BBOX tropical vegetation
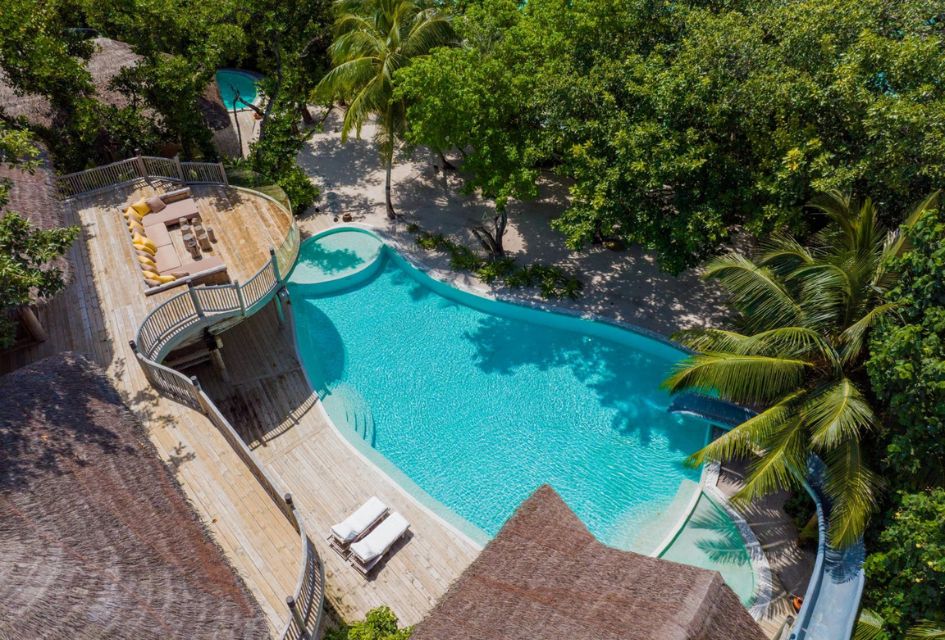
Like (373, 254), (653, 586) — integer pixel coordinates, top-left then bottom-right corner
(314, 0), (455, 218)
(663, 191), (939, 547)
(325, 606), (412, 640)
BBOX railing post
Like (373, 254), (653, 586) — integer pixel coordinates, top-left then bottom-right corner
(134, 151), (146, 179)
(174, 154), (184, 181)
(188, 280), (205, 320)
(234, 280), (246, 314)
(270, 247), (282, 283)
(287, 596), (305, 633)
(219, 162), (229, 186)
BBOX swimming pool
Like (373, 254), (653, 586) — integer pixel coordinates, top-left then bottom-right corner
(287, 228), (755, 603)
(215, 69), (260, 111)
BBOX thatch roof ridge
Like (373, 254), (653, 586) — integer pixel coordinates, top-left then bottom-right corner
(412, 484), (765, 640)
(0, 353), (269, 639)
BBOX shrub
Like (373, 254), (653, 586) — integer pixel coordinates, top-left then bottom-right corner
(324, 606), (412, 640)
(276, 165), (320, 215)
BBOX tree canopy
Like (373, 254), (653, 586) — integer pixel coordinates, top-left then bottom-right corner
(399, 0), (945, 272)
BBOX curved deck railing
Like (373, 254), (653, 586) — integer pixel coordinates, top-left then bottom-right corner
(61, 157), (322, 639)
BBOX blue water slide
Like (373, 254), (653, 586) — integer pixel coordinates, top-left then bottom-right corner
(668, 393), (865, 640)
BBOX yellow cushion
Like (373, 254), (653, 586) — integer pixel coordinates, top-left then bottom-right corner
(132, 233), (157, 253)
(133, 241), (156, 256)
(130, 199), (151, 215)
(124, 207), (137, 219)
(128, 221), (145, 234)
(136, 254), (156, 267)
(142, 271), (176, 284)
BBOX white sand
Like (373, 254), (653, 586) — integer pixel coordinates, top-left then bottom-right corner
(296, 110), (731, 336)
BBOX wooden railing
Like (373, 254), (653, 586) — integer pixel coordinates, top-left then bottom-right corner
(57, 154), (228, 198)
(97, 157), (321, 637)
(131, 352), (326, 639)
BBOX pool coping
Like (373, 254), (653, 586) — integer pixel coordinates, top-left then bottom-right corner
(216, 68), (264, 112)
(286, 223), (774, 618)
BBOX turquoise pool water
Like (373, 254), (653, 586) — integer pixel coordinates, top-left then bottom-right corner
(288, 229), (755, 604)
(215, 69), (259, 111)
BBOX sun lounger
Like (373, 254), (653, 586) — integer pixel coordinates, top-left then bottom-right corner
(349, 511), (409, 575)
(328, 497), (389, 557)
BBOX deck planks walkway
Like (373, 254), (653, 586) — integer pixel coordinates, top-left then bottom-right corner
(192, 303), (481, 625)
(1, 181), (301, 637)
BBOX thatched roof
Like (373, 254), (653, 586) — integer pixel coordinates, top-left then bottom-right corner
(412, 485), (765, 640)
(0, 354), (269, 639)
(0, 146), (72, 284)
(0, 37), (142, 129)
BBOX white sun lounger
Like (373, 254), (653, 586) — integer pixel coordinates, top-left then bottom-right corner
(327, 496), (389, 557)
(349, 511), (410, 575)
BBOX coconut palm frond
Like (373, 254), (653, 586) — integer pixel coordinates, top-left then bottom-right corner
(704, 253), (804, 331)
(907, 621), (945, 639)
(759, 234), (816, 274)
(884, 190), (941, 261)
(734, 417), (807, 503)
(674, 328), (753, 354)
(809, 190), (857, 248)
(839, 302), (899, 365)
(747, 326), (837, 362)
(664, 352), (812, 405)
(853, 609), (886, 640)
(689, 392), (803, 467)
(402, 14), (455, 57)
(823, 440), (878, 548)
(804, 378), (875, 450)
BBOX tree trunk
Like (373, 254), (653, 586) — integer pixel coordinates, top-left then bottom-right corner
(300, 104), (315, 126)
(471, 210), (507, 258)
(385, 157), (396, 219)
(437, 149), (456, 171)
(259, 44), (283, 143)
(18, 305), (47, 343)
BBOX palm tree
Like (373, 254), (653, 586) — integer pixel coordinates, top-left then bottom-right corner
(663, 190), (940, 547)
(315, 0), (455, 219)
(855, 608), (945, 639)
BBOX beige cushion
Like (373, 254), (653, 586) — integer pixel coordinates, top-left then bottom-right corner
(161, 187), (192, 203)
(144, 278), (162, 288)
(148, 199), (199, 226)
(176, 255), (224, 276)
(144, 223), (172, 247)
(154, 245), (182, 274)
(146, 195), (167, 213)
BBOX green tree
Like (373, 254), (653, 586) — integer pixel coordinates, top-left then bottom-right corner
(662, 191), (940, 547)
(867, 208), (945, 487)
(325, 606), (412, 640)
(859, 489), (945, 639)
(0, 127), (79, 347)
(315, 0), (455, 219)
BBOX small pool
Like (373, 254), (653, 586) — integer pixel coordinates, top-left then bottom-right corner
(288, 228), (756, 604)
(215, 69), (260, 111)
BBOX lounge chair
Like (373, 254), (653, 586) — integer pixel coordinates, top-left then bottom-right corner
(328, 496), (389, 557)
(349, 511), (410, 575)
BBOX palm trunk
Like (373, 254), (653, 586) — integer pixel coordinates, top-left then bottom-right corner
(385, 155), (395, 219)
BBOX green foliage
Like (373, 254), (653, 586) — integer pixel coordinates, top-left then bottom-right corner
(412, 228), (581, 299)
(0, 212), (79, 348)
(862, 489), (945, 639)
(665, 191), (939, 547)
(315, 0), (456, 217)
(867, 208), (945, 487)
(247, 107), (319, 215)
(324, 606), (412, 640)
(504, 263), (583, 300)
(400, 0), (945, 272)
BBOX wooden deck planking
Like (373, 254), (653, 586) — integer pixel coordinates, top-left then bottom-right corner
(2, 181), (302, 637)
(191, 303), (481, 625)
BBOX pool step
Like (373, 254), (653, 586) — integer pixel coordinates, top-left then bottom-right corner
(323, 383), (376, 446)
(626, 479), (702, 555)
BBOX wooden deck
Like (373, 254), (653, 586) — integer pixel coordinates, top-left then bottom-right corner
(191, 303), (482, 625)
(0, 181), (300, 637)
